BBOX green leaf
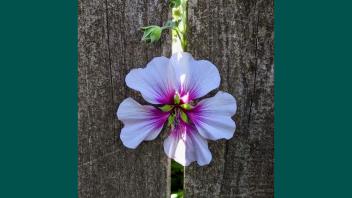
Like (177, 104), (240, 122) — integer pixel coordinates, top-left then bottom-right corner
(180, 103), (192, 110)
(171, 190), (184, 198)
(168, 114), (175, 126)
(180, 111), (188, 123)
(159, 105), (174, 112)
(169, 0), (181, 8)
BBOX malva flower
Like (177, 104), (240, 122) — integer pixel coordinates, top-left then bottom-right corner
(117, 52), (237, 166)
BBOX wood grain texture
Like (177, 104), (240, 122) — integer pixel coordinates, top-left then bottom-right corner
(185, 0), (274, 197)
(78, 0), (171, 197)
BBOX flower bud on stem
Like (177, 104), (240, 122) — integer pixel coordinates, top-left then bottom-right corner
(140, 0), (188, 52)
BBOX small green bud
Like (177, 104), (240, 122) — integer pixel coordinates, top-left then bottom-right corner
(141, 25), (162, 43)
(180, 111), (189, 123)
(180, 103), (192, 110)
(159, 105), (174, 112)
(174, 94), (180, 104)
(173, 9), (182, 18)
(168, 114), (175, 126)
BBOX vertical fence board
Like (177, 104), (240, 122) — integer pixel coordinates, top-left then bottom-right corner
(78, 0), (171, 197)
(185, 0), (274, 197)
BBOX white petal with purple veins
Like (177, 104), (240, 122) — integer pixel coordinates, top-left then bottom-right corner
(117, 98), (169, 149)
(163, 123), (212, 166)
(188, 91), (237, 141)
(169, 52), (220, 102)
(125, 56), (177, 104)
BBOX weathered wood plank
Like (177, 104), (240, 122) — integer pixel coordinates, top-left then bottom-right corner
(185, 0), (274, 197)
(78, 0), (171, 197)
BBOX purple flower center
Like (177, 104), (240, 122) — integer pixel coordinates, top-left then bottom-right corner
(159, 92), (195, 131)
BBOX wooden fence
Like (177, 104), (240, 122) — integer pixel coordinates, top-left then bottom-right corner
(78, 0), (273, 197)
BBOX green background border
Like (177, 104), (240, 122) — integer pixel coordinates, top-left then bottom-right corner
(275, 0), (352, 197)
(0, 0), (77, 197)
(0, 0), (351, 197)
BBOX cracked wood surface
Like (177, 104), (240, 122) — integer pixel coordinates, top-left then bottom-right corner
(78, 0), (171, 197)
(184, 0), (274, 197)
(79, 0), (273, 197)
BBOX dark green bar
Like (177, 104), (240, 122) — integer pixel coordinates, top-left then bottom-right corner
(0, 0), (77, 197)
(276, 0), (352, 197)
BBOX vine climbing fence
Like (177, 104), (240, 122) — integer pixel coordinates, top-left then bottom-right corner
(78, 0), (274, 197)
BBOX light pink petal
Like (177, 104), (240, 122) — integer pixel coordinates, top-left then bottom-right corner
(163, 123), (212, 166)
(125, 56), (177, 104)
(188, 91), (237, 141)
(117, 98), (169, 148)
(169, 52), (220, 102)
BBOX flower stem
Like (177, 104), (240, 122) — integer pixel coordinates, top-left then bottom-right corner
(172, 0), (188, 53)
